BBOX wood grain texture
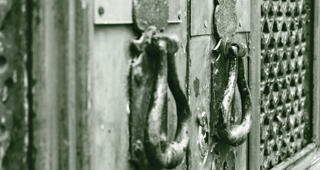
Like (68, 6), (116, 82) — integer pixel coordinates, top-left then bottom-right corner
(235, 0), (250, 32)
(313, 0), (320, 145)
(271, 143), (316, 170)
(248, 0), (261, 170)
(191, 0), (214, 36)
(91, 26), (132, 170)
(189, 36), (214, 170)
(32, 0), (92, 170)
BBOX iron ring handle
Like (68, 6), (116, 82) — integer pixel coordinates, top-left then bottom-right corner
(216, 41), (252, 146)
(143, 29), (191, 169)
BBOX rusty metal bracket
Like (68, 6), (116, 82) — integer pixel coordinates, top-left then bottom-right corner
(213, 39), (252, 146)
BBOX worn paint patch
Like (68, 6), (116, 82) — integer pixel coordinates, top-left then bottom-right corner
(193, 77), (200, 98)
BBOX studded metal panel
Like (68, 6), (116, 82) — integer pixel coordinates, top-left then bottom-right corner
(260, 0), (312, 169)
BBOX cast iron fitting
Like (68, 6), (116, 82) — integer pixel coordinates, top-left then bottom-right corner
(217, 42), (252, 146)
(144, 32), (191, 169)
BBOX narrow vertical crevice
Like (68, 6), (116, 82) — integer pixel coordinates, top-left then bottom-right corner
(186, 0), (191, 169)
(26, 0), (34, 169)
(309, 0), (314, 144)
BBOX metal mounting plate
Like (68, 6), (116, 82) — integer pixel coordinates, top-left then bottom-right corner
(94, 0), (182, 25)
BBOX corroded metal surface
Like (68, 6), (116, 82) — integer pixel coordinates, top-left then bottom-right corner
(133, 0), (169, 32)
(260, 0), (312, 169)
(129, 27), (190, 169)
(215, 41), (252, 146)
(214, 0), (237, 38)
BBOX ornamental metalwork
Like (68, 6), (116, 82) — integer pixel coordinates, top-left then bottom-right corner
(260, 0), (312, 169)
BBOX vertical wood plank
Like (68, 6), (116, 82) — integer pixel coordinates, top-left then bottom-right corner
(32, 0), (46, 168)
(68, 0), (76, 169)
(75, 1), (92, 170)
(32, 0), (92, 170)
(90, 26), (132, 170)
(189, 36), (214, 170)
(33, 1), (69, 169)
(191, 0), (214, 36)
(249, 0), (261, 170)
(313, 0), (320, 145)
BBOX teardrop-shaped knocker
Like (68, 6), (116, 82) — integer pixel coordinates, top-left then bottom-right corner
(214, 39), (252, 146)
(131, 26), (191, 169)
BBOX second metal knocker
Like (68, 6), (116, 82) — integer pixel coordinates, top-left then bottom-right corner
(131, 27), (191, 169)
(214, 39), (253, 146)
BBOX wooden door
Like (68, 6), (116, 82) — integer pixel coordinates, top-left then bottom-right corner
(2, 0), (320, 170)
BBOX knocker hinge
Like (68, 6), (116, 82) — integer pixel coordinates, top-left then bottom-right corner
(213, 39), (248, 60)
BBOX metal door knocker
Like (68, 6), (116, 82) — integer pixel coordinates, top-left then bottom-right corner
(129, 0), (191, 169)
(213, 39), (252, 146)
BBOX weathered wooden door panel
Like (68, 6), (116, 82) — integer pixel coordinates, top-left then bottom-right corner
(188, 0), (254, 169)
(189, 36), (214, 170)
(19, 0), (320, 170)
(92, 1), (189, 170)
(32, 1), (91, 170)
(91, 26), (133, 170)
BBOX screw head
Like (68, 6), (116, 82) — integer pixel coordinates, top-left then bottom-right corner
(98, 7), (104, 15)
